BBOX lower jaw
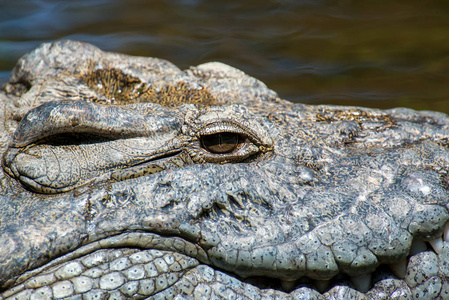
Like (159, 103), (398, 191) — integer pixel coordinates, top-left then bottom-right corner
(2, 231), (448, 299)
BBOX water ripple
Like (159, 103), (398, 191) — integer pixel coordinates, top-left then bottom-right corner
(1, 0), (449, 113)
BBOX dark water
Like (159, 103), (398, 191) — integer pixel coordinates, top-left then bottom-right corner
(1, 0), (449, 113)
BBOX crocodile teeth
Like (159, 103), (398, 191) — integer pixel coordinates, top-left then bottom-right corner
(444, 222), (449, 241)
(388, 258), (408, 279)
(409, 237), (427, 256)
(314, 279), (331, 293)
(280, 279), (297, 292)
(350, 274), (372, 293)
(428, 236), (444, 254)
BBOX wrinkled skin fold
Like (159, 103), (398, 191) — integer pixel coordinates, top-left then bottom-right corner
(1, 40), (449, 299)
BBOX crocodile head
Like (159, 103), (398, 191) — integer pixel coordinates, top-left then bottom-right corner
(1, 40), (449, 299)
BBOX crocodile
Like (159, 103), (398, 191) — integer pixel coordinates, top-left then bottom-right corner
(1, 40), (449, 299)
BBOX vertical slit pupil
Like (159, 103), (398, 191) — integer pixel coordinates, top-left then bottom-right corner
(201, 132), (240, 154)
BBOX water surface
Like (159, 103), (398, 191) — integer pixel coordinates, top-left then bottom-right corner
(1, 0), (449, 113)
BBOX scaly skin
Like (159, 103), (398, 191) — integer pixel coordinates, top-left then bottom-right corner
(1, 40), (449, 299)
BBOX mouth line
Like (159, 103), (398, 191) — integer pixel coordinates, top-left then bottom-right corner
(3, 224), (448, 297)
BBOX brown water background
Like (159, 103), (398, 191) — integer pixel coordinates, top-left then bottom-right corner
(1, 0), (449, 113)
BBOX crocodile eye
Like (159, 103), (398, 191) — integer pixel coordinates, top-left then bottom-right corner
(201, 132), (241, 154)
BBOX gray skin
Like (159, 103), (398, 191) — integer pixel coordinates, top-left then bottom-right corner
(1, 40), (449, 299)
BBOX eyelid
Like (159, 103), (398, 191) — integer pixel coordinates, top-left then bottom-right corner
(197, 121), (263, 146)
(11, 100), (183, 148)
(198, 122), (247, 135)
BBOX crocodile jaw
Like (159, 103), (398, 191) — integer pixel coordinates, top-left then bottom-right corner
(2, 231), (449, 299)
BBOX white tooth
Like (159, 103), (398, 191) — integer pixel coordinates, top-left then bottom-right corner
(351, 274), (371, 293)
(314, 279), (330, 293)
(429, 237), (444, 254)
(388, 258), (407, 279)
(280, 279), (296, 292)
(410, 237), (427, 256)
(444, 222), (449, 242)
